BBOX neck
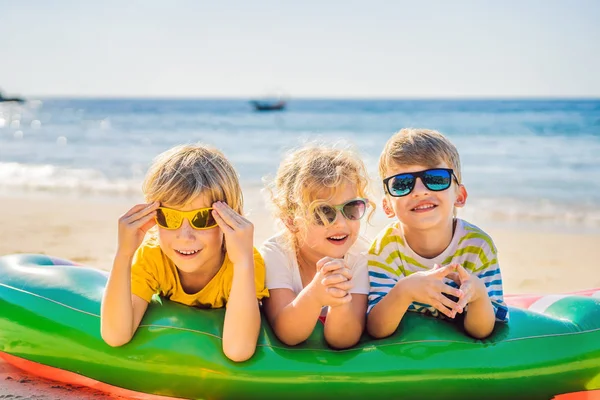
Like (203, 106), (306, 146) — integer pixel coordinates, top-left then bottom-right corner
(178, 251), (225, 294)
(402, 219), (456, 259)
(297, 248), (320, 272)
(296, 246), (322, 288)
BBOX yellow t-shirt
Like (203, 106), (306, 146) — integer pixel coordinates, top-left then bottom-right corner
(130, 238), (269, 308)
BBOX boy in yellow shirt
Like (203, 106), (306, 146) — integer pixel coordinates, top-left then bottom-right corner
(100, 144), (268, 362)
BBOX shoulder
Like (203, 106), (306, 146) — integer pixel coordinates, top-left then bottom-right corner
(455, 219), (497, 255)
(252, 247), (265, 269)
(367, 222), (404, 256)
(260, 231), (290, 257)
(259, 232), (295, 271)
(344, 234), (370, 270)
(133, 234), (164, 265)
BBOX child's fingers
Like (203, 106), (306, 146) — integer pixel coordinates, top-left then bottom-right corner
(436, 293), (460, 314)
(129, 203), (159, 223)
(316, 257), (335, 270)
(213, 202), (247, 228)
(326, 287), (350, 299)
(430, 300), (456, 318)
(445, 272), (461, 285)
(456, 264), (471, 280)
(329, 293), (353, 307)
(122, 202), (158, 221)
(440, 283), (463, 299)
(129, 210), (157, 229)
(139, 216), (157, 233)
(456, 295), (470, 311)
(211, 209), (233, 233)
(432, 263), (458, 278)
(328, 280), (353, 292)
(320, 260), (346, 274)
(321, 273), (349, 287)
(322, 266), (353, 282)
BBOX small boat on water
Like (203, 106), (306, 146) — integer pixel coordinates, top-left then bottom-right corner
(0, 90), (25, 103)
(250, 99), (286, 111)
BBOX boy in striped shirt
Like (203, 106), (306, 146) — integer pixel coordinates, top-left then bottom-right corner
(367, 128), (508, 340)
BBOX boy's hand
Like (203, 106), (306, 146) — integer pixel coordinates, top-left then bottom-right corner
(117, 202), (159, 256)
(400, 264), (464, 318)
(447, 264), (488, 313)
(306, 257), (352, 308)
(212, 201), (254, 268)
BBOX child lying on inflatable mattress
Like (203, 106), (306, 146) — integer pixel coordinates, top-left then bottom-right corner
(367, 128), (509, 340)
(100, 144), (268, 362)
(260, 143), (375, 349)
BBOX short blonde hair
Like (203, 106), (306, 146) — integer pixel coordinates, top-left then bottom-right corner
(266, 143), (374, 241)
(379, 128), (462, 183)
(143, 144), (243, 213)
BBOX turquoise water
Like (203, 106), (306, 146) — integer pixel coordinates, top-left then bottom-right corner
(1, 98), (599, 231)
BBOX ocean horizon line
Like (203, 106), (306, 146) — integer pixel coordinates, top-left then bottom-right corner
(12, 95), (600, 102)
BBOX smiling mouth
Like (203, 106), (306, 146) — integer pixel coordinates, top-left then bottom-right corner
(176, 249), (200, 255)
(328, 234), (348, 241)
(411, 204), (437, 212)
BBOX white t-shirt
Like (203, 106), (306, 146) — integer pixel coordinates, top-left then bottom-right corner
(260, 232), (370, 295)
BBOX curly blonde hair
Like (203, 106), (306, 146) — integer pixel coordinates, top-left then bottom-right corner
(266, 142), (374, 243)
(143, 143), (243, 213)
(379, 128), (462, 183)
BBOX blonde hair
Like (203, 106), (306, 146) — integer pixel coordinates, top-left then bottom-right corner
(143, 143), (243, 213)
(267, 143), (374, 242)
(379, 128), (462, 183)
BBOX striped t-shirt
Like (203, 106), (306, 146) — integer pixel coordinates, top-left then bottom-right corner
(367, 219), (509, 322)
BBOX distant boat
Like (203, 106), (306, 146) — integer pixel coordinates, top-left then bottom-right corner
(0, 90), (24, 103)
(250, 99), (286, 112)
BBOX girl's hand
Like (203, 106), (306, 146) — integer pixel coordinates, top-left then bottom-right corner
(306, 257), (353, 308)
(212, 202), (254, 268)
(117, 202), (159, 256)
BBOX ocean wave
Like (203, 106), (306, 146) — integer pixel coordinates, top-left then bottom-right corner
(0, 162), (141, 195)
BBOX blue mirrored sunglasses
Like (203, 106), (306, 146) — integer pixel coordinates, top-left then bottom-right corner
(383, 168), (459, 197)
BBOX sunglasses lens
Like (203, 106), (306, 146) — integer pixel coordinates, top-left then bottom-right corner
(191, 209), (217, 229)
(342, 199), (367, 220)
(388, 175), (415, 197)
(156, 208), (182, 229)
(423, 169), (452, 191)
(314, 205), (337, 225)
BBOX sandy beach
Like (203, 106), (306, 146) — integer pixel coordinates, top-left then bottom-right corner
(1, 190), (599, 398)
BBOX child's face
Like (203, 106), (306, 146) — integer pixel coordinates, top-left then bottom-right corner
(382, 162), (467, 232)
(157, 194), (224, 274)
(297, 183), (363, 260)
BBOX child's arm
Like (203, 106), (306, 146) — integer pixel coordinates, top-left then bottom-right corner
(212, 202), (261, 362)
(320, 258), (366, 349)
(101, 202), (158, 347)
(452, 254), (508, 339)
(324, 294), (367, 349)
(367, 265), (463, 339)
(262, 262), (352, 346)
(451, 264), (495, 338)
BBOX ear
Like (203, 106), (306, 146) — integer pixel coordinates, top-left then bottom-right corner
(454, 185), (468, 208)
(283, 216), (299, 233)
(382, 197), (396, 218)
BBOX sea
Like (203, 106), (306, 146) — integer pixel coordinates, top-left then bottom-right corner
(1, 98), (599, 233)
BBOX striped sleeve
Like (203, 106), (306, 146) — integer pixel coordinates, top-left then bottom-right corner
(476, 245), (509, 323)
(367, 228), (402, 314)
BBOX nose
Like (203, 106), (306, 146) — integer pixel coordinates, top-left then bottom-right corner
(411, 177), (430, 196)
(176, 218), (196, 239)
(332, 209), (350, 227)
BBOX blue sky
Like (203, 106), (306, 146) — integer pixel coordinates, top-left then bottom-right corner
(1, 0), (599, 98)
